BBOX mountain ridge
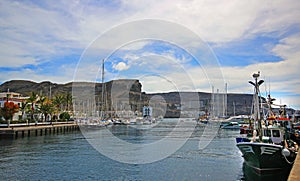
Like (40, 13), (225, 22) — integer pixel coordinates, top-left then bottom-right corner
(0, 79), (268, 116)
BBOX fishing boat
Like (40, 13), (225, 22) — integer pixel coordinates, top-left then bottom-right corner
(220, 115), (250, 130)
(236, 71), (298, 173)
(220, 121), (240, 129)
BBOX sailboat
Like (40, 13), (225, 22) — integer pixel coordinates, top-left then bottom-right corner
(236, 71), (298, 173)
(80, 59), (111, 128)
(98, 58), (113, 127)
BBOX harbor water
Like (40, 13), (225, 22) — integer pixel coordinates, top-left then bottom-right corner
(0, 119), (290, 180)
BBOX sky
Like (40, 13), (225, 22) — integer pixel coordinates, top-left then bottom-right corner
(0, 0), (300, 109)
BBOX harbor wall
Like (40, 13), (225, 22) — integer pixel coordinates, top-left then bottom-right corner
(288, 152), (300, 181)
(0, 123), (79, 139)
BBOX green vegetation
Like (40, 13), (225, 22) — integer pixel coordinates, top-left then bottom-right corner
(0, 92), (73, 124)
(59, 112), (70, 121)
(0, 102), (19, 126)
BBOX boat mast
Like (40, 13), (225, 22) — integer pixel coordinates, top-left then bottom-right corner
(224, 83), (227, 117)
(211, 85), (215, 118)
(101, 58), (106, 119)
(249, 71), (264, 142)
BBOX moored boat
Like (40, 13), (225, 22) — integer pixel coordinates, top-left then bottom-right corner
(220, 121), (240, 129)
(236, 71), (298, 173)
(236, 125), (297, 173)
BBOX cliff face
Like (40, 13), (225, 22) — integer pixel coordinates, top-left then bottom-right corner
(0, 79), (254, 117)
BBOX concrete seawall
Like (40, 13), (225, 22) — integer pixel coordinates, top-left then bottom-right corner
(0, 123), (79, 139)
(288, 152), (300, 181)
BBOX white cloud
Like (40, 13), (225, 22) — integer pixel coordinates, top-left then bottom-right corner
(0, 64), (77, 84)
(1, 0), (300, 109)
(2, 0), (298, 68)
(119, 40), (149, 51)
(1, 0), (299, 68)
(113, 62), (130, 71)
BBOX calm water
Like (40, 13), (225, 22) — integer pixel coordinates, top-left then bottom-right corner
(0, 119), (290, 181)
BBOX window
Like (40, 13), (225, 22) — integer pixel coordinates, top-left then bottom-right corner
(264, 130), (271, 137)
(272, 130), (280, 137)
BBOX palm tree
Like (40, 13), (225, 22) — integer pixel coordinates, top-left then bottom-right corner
(27, 92), (39, 122)
(19, 101), (29, 121)
(64, 92), (73, 112)
(39, 96), (54, 122)
(52, 94), (64, 121)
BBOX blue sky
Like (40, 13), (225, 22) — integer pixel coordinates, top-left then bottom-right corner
(211, 35), (283, 66)
(0, 0), (300, 109)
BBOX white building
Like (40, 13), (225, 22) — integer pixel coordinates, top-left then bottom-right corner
(0, 91), (28, 120)
(143, 106), (152, 117)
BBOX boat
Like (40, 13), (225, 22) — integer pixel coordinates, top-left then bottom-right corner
(220, 121), (240, 129)
(79, 59), (112, 129)
(220, 115), (250, 130)
(112, 119), (130, 125)
(236, 71), (298, 173)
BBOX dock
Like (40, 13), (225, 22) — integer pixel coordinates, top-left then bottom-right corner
(0, 122), (79, 139)
(288, 152), (300, 180)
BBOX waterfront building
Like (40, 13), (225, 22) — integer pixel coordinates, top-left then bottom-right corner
(0, 91), (29, 120)
(143, 106), (152, 117)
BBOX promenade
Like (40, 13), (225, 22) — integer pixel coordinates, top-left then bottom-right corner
(288, 152), (300, 180)
(0, 122), (79, 139)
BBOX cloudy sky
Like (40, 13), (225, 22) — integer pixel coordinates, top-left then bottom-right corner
(0, 0), (300, 109)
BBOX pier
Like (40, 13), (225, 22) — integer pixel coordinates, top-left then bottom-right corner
(0, 122), (79, 139)
(288, 153), (300, 180)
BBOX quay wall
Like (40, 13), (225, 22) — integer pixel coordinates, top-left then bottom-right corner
(288, 152), (300, 181)
(0, 123), (79, 139)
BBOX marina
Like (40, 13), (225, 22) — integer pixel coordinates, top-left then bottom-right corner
(0, 0), (299, 180)
(0, 72), (299, 180)
(0, 121), (249, 180)
(0, 120), (299, 180)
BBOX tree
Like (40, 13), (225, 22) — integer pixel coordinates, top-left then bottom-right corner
(52, 94), (64, 120)
(39, 96), (54, 122)
(19, 101), (29, 121)
(0, 102), (19, 127)
(59, 112), (70, 121)
(64, 92), (73, 112)
(52, 94), (64, 111)
(27, 92), (39, 122)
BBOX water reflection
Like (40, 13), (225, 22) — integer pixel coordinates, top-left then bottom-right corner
(241, 162), (290, 181)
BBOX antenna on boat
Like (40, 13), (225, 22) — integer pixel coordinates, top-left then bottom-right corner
(249, 71), (264, 142)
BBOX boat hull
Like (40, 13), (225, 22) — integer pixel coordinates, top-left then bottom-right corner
(236, 142), (295, 173)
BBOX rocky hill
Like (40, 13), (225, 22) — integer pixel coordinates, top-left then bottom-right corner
(0, 79), (257, 117)
(0, 80), (72, 97)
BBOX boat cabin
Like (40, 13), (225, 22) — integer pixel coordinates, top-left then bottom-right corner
(262, 126), (284, 144)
